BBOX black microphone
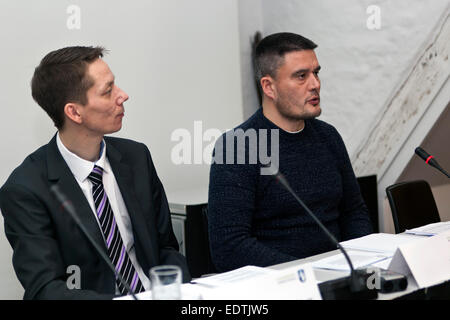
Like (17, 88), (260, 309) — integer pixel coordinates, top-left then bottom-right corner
(266, 167), (377, 299)
(415, 147), (450, 178)
(50, 184), (139, 300)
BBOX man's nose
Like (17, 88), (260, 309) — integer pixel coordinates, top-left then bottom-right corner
(308, 74), (320, 91)
(116, 87), (129, 105)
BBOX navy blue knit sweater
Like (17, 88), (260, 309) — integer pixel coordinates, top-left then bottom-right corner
(208, 109), (373, 272)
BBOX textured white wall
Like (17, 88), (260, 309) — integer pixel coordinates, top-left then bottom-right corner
(239, 0), (449, 159)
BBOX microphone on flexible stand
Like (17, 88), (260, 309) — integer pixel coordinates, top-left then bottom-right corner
(265, 166), (377, 299)
(415, 147), (450, 178)
(50, 184), (139, 300)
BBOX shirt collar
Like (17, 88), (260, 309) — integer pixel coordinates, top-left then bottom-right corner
(56, 132), (108, 184)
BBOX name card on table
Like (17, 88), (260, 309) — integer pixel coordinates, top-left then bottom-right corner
(388, 229), (450, 289)
(269, 263), (322, 300)
(200, 264), (322, 300)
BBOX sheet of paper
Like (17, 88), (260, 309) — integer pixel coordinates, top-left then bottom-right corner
(370, 257), (392, 270)
(312, 250), (390, 272)
(340, 233), (422, 256)
(114, 283), (204, 300)
(201, 264), (322, 300)
(405, 221), (450, 236)
(114, 291), (151, 300)
(273, 264), (322, 300)
(191, 265), (276, 288)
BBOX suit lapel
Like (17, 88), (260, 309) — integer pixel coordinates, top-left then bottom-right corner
(106, 140), (153, 268)
(46, 135), (107, 254)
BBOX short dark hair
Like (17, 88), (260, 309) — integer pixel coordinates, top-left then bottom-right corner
(31, 46), (105, 129)
(254, 32), (317, 85)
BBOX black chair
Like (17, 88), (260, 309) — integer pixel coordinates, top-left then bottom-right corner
(386, 180), (441, 234)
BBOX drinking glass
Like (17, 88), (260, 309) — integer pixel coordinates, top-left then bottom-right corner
(149, 265), (182, 300)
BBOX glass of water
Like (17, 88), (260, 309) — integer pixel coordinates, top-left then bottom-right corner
(150, 265), (182, 300)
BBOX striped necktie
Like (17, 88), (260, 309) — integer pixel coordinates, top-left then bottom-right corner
(88, 165), (144, 295)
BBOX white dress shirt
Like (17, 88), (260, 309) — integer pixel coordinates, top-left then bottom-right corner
(56, 133), (150, 292)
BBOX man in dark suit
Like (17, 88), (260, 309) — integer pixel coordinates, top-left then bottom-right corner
(0, 46), (190, 299)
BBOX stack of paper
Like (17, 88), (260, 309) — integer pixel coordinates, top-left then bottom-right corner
(339, 233), (421, 256)
(405, 221), (450, 236)
(192, 266), (276, 288)
(192, 265), (322, 300)
(113, 284), (205, 300)
(312, 250), (390, 272)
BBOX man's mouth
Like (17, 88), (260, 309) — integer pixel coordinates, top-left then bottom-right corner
(117, 107), (125, 117)
(307, 96), (320, 105)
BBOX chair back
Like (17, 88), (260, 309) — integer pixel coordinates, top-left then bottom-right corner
(386, 180), (440, 233)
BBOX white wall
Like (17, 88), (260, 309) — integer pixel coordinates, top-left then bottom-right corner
(0, 0), (243, 299)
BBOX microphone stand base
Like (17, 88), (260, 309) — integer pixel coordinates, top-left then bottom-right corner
(319, 271), (378, 300)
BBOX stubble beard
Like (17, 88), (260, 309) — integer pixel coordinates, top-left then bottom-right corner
(275, 98), (322, 122)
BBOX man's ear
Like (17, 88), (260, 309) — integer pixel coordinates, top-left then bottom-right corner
(64, 103), (83, 125)
(260, 76), (276, 100)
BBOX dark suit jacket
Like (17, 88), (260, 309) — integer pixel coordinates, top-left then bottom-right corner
(0, 135), (191, 299)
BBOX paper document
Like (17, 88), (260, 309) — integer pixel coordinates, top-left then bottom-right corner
(340, 233), (421, 256)
(191, 266), (276, 288)
(405, 221), (450, 236)
(370, 257), (392, 270)
(312, 250), (390, 272)
(199, 264), (321, 300)
(114, 283), (204, 300)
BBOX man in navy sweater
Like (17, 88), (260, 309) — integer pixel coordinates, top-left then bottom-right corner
(208, 32), (373, 272)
